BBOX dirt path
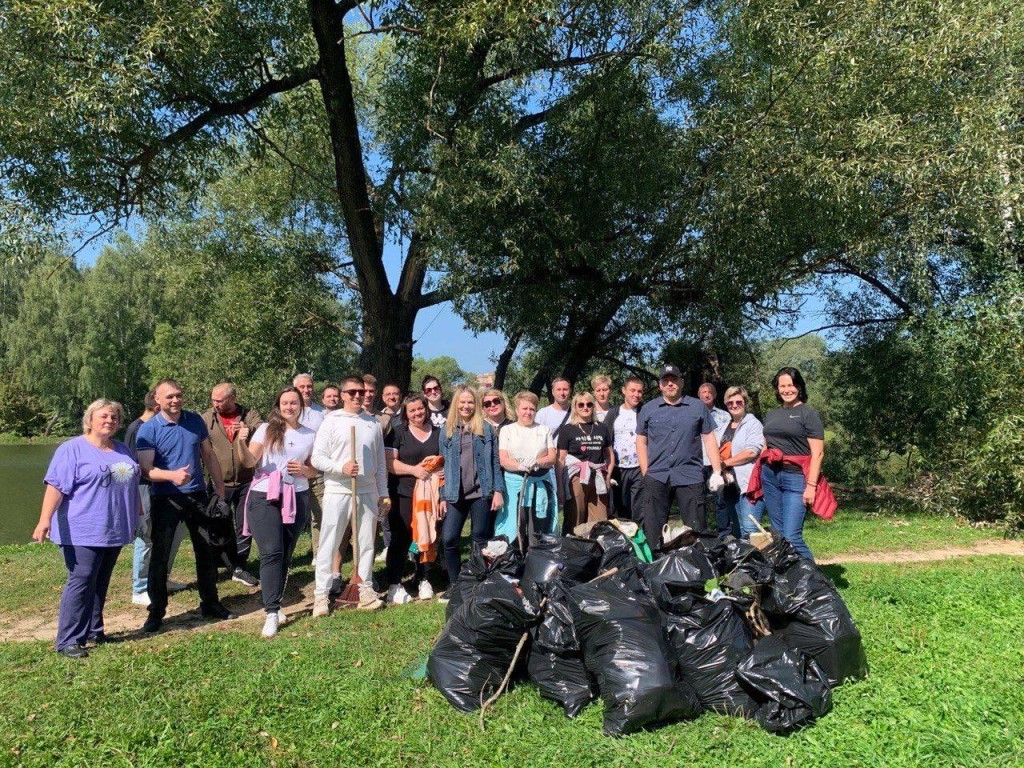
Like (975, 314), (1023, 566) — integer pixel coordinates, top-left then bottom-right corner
(3, 540), (1022, 644)
(817, 539), (1024, 565)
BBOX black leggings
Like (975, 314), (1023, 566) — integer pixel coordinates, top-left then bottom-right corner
(247, 489), (310, 613)
(386, 494), (428, 587)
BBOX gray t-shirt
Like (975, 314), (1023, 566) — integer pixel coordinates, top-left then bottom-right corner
(457, 424), (480, 500)
(763, 405), (824, 466)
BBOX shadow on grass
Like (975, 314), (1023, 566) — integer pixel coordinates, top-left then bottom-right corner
(820, 563), (849, 588)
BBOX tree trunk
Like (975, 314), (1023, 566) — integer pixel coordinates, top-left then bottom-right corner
(309, 0), (423, 390)
(493, 331), (521, 391)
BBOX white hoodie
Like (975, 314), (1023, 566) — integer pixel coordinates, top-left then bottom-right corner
(311, 409), (387, 497)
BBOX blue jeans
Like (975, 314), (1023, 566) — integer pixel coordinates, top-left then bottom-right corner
(441, 495), (493, 582)
(720, 485), (766, 540)
(735, 491), (767, 540)
(760, 464), (813, 561)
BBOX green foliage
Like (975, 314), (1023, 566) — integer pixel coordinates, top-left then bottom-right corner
(410, 356), (472, 394)
(0, 380), (49, 437)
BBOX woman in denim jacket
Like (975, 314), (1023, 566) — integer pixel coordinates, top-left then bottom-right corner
(438, 385), (506, 581)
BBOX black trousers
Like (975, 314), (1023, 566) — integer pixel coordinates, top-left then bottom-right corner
(148, 491), (220, 619)
(612, 466), (644, 521)
(385, 494), (428, 587)
(638, 476), (706, 550)
(217, 482), (250, 569)
(247, 489), (310, 613)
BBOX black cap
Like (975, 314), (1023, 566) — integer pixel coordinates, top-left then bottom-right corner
(659, 365), (682, 379)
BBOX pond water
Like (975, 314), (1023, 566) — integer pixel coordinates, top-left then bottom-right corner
(0, 444), (59, 545)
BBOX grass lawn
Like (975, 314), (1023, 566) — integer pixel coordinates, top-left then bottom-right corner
(1, 495), (1021, 767)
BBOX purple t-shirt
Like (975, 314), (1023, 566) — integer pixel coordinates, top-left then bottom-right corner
(43, 436), (140, 547)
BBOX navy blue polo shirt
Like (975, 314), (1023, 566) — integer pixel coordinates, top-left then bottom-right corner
(135, 410), (209, 495)
(636, 395), (714, 486)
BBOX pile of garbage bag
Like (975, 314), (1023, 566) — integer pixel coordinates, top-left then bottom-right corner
(428, 524), (866, 736)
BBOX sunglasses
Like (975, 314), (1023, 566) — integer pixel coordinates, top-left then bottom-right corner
(576, 402), (594, 409)
(725, 399), (745, 407)
(343, 389), (365, 397)
(482, 398), (502, 407)
(423, 386), (441, 394)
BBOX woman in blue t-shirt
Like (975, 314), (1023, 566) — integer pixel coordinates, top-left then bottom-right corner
(33, 399), (141, 658)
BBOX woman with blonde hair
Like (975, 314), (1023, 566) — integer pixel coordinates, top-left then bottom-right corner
(591, 374), (612, 423)
(481, 388), (514, 434)
(438, 385), (505, 583)
(496, 391), (559, 547)
(557, 391), (614, 533)
(32, 399), (141, 658)
(714, 385), (765, 540)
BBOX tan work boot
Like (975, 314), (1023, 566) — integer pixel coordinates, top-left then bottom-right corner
(357, 584), (384, 610)
(312, 594), (330, 617)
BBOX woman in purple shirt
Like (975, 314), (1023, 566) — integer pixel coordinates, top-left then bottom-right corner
(32, 399), (141, 658)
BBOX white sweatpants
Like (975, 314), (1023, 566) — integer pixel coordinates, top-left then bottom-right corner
(315, 491), (378, 596)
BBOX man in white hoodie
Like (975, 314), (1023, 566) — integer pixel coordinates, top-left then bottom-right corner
(310, 375), (389, 615)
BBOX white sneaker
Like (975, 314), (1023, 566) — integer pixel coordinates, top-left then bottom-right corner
(131, 592), (151, 607)
(261, 613), (279, 638)
(312, 595), (330, 618)
(166, 579), (188, 593)
(418, 580), (435, 601)
(276, 611), (289, 627)
(387, 584), (413, 605)
(357, 584), (384, 610)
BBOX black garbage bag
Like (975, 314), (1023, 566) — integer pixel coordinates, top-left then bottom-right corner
(663, 597), (758, 716)
(718, 538), (774, 585)
(736, 634), (832, 733)
(428, 574), (538, 712)
(761, 540), (868, 687)
(521, 535), (603, 604)
(570, 574), (701, 736)
(445, 537), (523, 620)
(644, 547), (718, 616)
(527, 580), (596, 717)
(586, 521), (640, 572)
(195, 494), (237, 563)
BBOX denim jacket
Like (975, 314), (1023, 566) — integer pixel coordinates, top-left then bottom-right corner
(438, 422), (506, 502)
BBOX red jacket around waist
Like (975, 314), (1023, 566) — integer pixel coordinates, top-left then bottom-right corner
(745, 448), (838, 521)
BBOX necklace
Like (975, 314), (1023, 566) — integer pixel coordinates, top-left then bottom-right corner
(579, 422), (594, 436)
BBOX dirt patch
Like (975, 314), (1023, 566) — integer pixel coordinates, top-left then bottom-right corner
(0, 580), (318, 644)
(818, 539), (1024, 565)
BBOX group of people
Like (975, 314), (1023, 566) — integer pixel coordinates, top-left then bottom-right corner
(32, 364), (829, 659)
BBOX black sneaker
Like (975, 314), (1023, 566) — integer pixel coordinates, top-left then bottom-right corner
(436, 590), (451, 605)
(57, 644), (89, 659)
(142, 615), (163, 634)
(87, 633), (108, 645)
(232, 568), (260, 587)
(200, 602), (238, 621)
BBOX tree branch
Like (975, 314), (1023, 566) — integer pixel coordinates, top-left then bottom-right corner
(125, 63), (320, 172)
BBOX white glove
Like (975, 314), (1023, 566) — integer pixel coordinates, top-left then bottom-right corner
(707, 471), (725, 493)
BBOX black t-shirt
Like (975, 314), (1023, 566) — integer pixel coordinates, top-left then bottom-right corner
(763, 405), (824, 465)
(385, 423), (440, 497)
(557, 422), (611, 464)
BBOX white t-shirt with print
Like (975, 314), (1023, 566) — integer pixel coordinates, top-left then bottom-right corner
(613, 407), (640, 469)
(499, 422), (554, 467)
(250, 423), (317, 492)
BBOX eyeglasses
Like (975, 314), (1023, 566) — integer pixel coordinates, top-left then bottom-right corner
(343, 389), (365, 397)
(725, 399), (745, 407)
(423, 386), (441, 394)
(482, 398), (502, 407)
(576, 402), (594, 409)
